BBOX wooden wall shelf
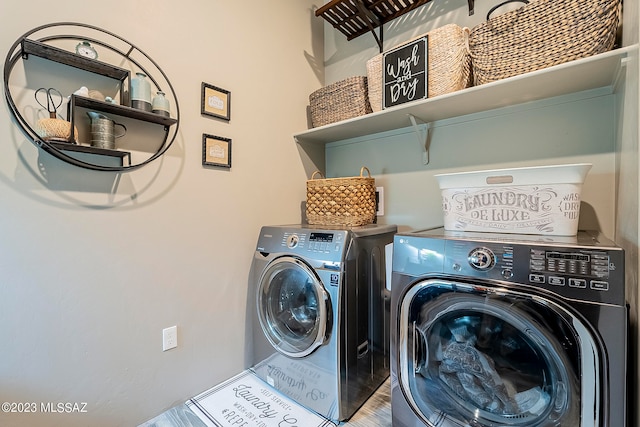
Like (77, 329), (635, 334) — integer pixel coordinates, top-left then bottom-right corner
(21, 39), (129, 81)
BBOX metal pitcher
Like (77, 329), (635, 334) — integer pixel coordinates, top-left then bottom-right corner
(87, 111), (126, 149)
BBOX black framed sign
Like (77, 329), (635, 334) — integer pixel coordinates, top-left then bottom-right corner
(201, 83), (231, 121)
(382, 36), (428, 109)
(202, 134), (232, 168)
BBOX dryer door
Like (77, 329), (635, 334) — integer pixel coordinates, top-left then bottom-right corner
(257, 256), (331, 358)
(398, 279), (599, 427)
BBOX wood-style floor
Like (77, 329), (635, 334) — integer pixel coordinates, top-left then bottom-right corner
(341, 378), (391, 426)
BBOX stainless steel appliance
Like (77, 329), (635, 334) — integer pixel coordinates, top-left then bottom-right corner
(390, 228), (626, 427)
(249, 223), (396, 422)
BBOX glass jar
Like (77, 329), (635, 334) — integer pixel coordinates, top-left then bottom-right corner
(130, 72), (152, 111)
(152, 91), (170, 117)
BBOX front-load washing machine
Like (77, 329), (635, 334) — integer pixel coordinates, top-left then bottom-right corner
(390, 228), (626, 427)
(249, 223), (396, 422)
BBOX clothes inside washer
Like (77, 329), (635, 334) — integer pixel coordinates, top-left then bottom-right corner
(420, 313), (551, 417)
(438, 341), (518, 413)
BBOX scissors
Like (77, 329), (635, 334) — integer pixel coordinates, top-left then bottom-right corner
(35, 87), (63, 119)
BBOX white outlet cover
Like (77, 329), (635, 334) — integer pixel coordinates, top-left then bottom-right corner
(162, 325), (178, 351)
(376, 186), (384, 216)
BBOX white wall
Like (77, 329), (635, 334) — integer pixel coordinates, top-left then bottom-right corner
(0, 2), (323, 426)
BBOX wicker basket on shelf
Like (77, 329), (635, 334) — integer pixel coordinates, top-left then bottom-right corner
(366, 23), (473, 112)
(306, 167), (376, 227)
(309, 76), (372, 128)
(468, 0), (621, 85)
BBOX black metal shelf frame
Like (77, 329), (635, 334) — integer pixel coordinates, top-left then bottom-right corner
(316, 0), (474, 52)
(3, 22), (181, 172)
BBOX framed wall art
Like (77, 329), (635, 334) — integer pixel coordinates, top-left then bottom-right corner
(202, 134), (232, 168)
(201, 83), (231, 121)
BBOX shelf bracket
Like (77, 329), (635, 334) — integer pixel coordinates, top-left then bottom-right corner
(354, 0), (384, 52)
(408, 114), (431, 165)
(612, 54), (631, 92)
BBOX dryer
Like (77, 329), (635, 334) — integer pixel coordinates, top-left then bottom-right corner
(250, 223), (396, 422)
(390, 228), (626, 427)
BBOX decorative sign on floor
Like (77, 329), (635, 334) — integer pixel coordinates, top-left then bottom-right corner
(186, 370), (337, 427)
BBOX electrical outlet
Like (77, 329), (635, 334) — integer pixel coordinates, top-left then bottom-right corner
(376, 186), (384, 216)
(162, 326), (178, 351)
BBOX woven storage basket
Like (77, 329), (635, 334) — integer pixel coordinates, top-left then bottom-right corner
(309, 76), (372, 128)
(469, 0), (620, 85)
(366, 24), (473, 112)
(306, 167), (376, 227)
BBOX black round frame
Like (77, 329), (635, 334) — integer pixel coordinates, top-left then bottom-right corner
(3, 22), (180, 172)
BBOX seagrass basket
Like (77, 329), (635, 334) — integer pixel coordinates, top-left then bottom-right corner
(366, 24), (473, 112)
(309, 76), (372, 127)
(306, 167), (376, 226)
(469, 0), (621, 85)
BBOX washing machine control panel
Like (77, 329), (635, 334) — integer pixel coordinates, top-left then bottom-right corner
(307, 232), (345, 253)
(278, 231), (347, 261)
(526, 248), (615, 290)
(443, 237), (624, 305)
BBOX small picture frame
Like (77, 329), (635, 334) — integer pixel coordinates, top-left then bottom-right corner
(201, 83), (231, 121)
(202, 134), (232, 168)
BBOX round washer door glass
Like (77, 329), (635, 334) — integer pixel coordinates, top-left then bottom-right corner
(257, 256), (330, 358)
(398, 279), (598, 427)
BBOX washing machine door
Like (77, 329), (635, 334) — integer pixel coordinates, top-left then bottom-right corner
(398, 279), (599, 427)
(257, 256), (331, 358)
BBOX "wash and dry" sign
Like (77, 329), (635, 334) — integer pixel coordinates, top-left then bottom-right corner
(383, 36), (428, 109)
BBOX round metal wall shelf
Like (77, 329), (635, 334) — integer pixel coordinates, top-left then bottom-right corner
(3, 22), (180, 172)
